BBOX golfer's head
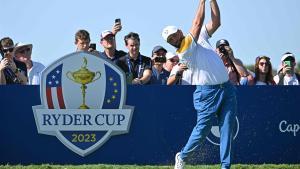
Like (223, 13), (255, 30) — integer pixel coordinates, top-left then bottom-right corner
(162, 26), (183, 49)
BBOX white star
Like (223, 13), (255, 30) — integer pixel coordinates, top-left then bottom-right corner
(56, 70), (60, 74)
(52, 75), (56, 79)
(55, 80), (59, 84)
(48, 81), (52, 85)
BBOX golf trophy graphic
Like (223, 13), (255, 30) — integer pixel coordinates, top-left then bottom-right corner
(67, 57), (101, 109)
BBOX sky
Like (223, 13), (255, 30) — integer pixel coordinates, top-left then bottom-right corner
(1, 0), (300, 69)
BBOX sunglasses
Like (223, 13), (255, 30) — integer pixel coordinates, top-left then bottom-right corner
(102, 35), (115, 41)
(259, 62), (269, 66)
(2, 48), (14, 53)
(17, 48), (31, 54)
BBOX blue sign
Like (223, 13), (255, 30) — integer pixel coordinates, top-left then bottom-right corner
(32, 52), (134, 156)
(0, 85), (299, 165)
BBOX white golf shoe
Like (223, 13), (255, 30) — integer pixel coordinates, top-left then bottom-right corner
(174, 152), (185, 169)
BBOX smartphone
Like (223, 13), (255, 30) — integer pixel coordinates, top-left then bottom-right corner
(115, 18), (121, 24)
(89, 43), (96, 50)
(284, 60), (291, 67)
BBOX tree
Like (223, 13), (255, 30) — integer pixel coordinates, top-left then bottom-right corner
(245, 64), (255, 73)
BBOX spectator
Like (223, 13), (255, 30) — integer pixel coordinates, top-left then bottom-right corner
(253, 56), (275, 85)
(99, 29), (126, 63)
(152, 45), (167, 57)
(163, 51), (179, 73)
(216, 39), (253, 85)
(274, 52), (299, 85)
(116, 32), (152, 85)
(74, 29), (100, 55)
(167, 52), (191, 85)
(150, 46), (169, 84)
(162, 0), (237, 169)
(75, 29), (90, 51)
(0, 37), (27, 84)
(13, 42), (45, 85)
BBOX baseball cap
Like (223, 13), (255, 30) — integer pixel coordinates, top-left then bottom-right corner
(162, 26), (178, 41)
(281, 52), (295, 62)
(13, 42), (33, 56)
(152, 45), (167, 56)
(101, 30), (114, 39)
(0, 37), (14, 48)
(216, 39), (230, 48)
(165, 52), (177, 60)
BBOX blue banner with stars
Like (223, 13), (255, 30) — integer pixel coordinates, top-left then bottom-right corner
(102, 65), (122, 109)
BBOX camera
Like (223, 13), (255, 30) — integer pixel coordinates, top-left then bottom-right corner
(89, 43), (96, 50)
(0, 58), (21, 84)
(219, 45), (228, 56)
(115, 18), (121, 23)
(3, 67), (21, 84)
(0, 47), (22, 84)
(154, 56), (166, 63)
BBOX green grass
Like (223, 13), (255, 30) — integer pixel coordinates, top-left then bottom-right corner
(0, 164), (300, 169)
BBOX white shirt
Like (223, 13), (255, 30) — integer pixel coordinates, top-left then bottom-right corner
(284, 75), (299, 85)
(274, 74), (299, 85)
(28, 61), (45, 85)
(176, 27), (228, 85)
(170, 64), (192, 85)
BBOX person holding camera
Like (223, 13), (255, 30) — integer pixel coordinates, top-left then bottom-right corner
(0, 37), (27, 85)
(216, 39), (254, 85)
(162, 0), (236, 168)
(149, 46), (169, 84)
(100, 19), (126, 63)
(163, 51), (179, 74)
(13, 42), (45, 85)
(167, 52), (191, 85)
(274, 52), (300, 85)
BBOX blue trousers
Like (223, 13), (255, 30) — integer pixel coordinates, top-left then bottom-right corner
(180, 81), (237, 169)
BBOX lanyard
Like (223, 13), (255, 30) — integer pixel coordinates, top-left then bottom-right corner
(126, 54), (143, 78)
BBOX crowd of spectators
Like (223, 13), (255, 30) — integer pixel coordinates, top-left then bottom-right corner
(1, 21), (299, 86)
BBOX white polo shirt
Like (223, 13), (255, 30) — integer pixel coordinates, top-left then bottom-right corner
(28, 61), (45, 85)
(176, 27), (228, 85)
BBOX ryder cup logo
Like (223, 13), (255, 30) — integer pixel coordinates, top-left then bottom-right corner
(206, 116), (239, 146)
(32, 52), (134, 156)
